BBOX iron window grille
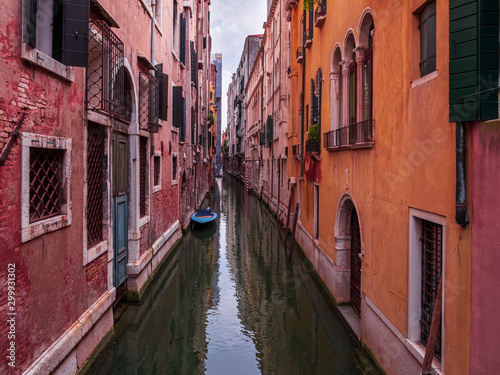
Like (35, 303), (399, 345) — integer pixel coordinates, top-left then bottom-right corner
(87, 124), (105, 247)
(420, 220), (442, 360)
(139, 137), (148, 218)
(305, 139), (320, 153)
(87, 20), (125, 118)
(139, 71), (160, 133)
(29, 148), (63, 223)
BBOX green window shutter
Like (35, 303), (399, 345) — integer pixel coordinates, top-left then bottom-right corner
(449, 0), (499, 122)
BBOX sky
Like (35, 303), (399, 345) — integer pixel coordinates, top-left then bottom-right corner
(210, 0), (267, 131)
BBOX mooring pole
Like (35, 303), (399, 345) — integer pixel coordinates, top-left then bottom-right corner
(288, 203), (299, 261)
(421, 276), (443, 374)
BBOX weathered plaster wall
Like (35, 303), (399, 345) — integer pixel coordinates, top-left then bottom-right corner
(469, 120), (500, 374)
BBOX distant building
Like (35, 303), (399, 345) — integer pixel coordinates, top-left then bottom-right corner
(213, 53), (223, 176)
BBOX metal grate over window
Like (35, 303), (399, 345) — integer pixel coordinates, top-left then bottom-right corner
(154, 155), (161, 187)
(87, 20), (124, 117)
(139, 72), (160, 133)
(139, 137), (148, 217)
(29, 148), (63, 223)
(420, 219), (442, 359)
(87, 124), (104, 247)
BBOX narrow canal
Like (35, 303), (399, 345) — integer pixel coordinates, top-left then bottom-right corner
(94, 176), (378, 374)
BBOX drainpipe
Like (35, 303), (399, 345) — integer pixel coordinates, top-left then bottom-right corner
(151, 0), (156, 66)
(456, 122), (469, 227)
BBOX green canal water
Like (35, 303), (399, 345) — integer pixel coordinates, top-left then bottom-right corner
(94, 175), (379, 375)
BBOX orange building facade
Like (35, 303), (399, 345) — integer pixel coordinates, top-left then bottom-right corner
(286, 0), (470, 373)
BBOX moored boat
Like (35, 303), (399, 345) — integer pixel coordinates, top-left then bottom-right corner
(191, 207), (217, 227)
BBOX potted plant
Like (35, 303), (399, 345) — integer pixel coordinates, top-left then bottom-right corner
(307, 124), (319, 142)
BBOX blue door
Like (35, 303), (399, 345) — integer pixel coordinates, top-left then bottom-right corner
(113, 133), (128, 287)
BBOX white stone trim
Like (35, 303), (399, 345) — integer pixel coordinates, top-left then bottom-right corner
(408, 208), (446, 372)
(411, 70), (439, 88)
(83, 240), (108, 265)
(171, 152), (179, 185)
(24, 288), (116, 375)
(152, 151), (162, 193)
(21, 133), (72, 243)
(21, 44), (75, 82)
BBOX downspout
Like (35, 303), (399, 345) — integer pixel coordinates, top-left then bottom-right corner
(151, 0), (156, 66)
(456, 122), (469, 227)
(277, 0), (282, 215)
(300, 13), (305, 177)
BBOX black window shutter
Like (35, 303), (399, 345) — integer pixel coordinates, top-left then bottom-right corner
(203, 37), (206, 49)
(172, 86), (183, 127)
(180, 97), (186, 141)
(27, 0), (37, 47)
(180, 14), (186, 65)
(60, 0), (90, 67)
(155, 64), (169, 121)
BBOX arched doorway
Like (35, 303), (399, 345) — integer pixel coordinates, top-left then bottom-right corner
(335, 194), (363, 315)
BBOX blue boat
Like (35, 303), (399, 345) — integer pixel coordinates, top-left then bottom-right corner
(191, 207), (217, 227)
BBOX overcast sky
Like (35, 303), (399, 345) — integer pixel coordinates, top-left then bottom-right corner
(210, 0), (267, 131)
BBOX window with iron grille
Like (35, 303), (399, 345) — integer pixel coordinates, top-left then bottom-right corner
(29, 148), (63, 223)
(139, 137), (148, 218)
(180, 14), (186, 65)
(154, 155), (161, 188)
(87, 124), (105, 247)
(21, 133), (72, 243)
(420, 219), (442, 359)
(139, 71), (160, 133)
(87, 20), (125, 118)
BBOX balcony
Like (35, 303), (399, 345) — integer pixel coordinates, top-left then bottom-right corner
(323, 119), (375, 150)
(87, 20), (125, 119)
(296, 47), (304, 63)
(305, 139), (320, 153)
(304, 29), (313, 48)
(314, 1), (327, 28)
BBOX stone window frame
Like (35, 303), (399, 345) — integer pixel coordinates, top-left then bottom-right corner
(153, 150), (162, 193)
(408, 208), (445, 371)
(171, 152), (178, 185)
(21, 0), (75, 82)
(21, 132), (72, 243)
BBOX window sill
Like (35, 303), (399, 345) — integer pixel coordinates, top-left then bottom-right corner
(172, 180), (178, 186)
(325, 141), (374, 152)
(21, 43), (75, 82)
(83, 240), (108, 266)
(153, 185), (161, 193)
(411, 70), (438, 88)
(22, 215), (71, 243)
(139, 215), (150, 228)
(404, 340), (442, 375)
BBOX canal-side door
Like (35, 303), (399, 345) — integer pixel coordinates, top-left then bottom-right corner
(113, 132), (128, 287)
(350, 210), (362, 315)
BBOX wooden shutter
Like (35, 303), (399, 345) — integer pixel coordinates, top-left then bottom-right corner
(172, 86), (183, 127)
(61, 0), (90, 67)
(26, 0), (37, 47)
(419, 0), (436, 77)
(155, 64), (169, 121)
(449, 0), (499, 121)
(180, 14), (186, 65)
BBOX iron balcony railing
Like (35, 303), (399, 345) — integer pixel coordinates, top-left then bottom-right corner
(304, 28), (313, 47)
(87, 20), (125, 118)
(314, 0), (327, 27)
(323, 119), (375, 148)
(305, 139), (320, 153)
(296, 47), (304, 63)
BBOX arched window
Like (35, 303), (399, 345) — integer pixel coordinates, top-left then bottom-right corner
(359, 12), (374, 122)
(344, 33), (356, 129)
(330, 47), (342, 131)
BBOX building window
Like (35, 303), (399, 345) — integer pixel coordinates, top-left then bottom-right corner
(22, 0), (89, 68)
(21, 133), (72, 243)
(173, 0), (178, 53)
(139, 136), (148, 218)
(155, 0), (162, 24)
(313, 184), (319, 239)
(408, 209), (444, 365)
(87, 124), (105, 247)
(29, 148), (63, 223)
(420, 219), (442, 359)
(419, 0), (436, 77)
(153, 152), (162, 193)
(172, 153), (178, 185)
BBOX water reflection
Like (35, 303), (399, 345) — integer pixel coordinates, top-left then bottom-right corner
(94, 175), (377, 375)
